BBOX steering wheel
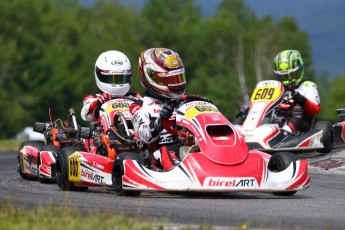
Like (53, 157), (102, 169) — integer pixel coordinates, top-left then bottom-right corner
(161, 94), (213, 137)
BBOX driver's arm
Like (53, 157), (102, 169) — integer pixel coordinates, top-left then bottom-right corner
(130, 100), (162, 144)
(294, 81), (320, 116)
(81, 94), (97, 121)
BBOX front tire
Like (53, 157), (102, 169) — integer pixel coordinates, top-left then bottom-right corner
(17, 141), (45, 180)
(112, 152), (143, 196)
(268, 152), (298, 196)
(55, 146), (88, 191)
(314, 121), (334, 153)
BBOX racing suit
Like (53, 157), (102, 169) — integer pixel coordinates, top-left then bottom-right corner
(279, 80), (320, 134)
(130, 93), (181, 171)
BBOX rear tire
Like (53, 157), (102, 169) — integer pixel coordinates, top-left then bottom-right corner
(112, 152), (143, 196)
(314, 121), (334, 153)
(268, 152), (298, 196)
(17, 141), (45, 180)
(55, 146), (88, 191)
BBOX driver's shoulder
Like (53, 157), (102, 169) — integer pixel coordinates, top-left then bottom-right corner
(300, 80), (317, 88)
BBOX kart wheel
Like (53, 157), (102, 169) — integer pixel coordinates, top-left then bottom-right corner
(112, 152), (142, 196)
(314, 121), (334, 153)
(268, 152), (298, 196)
(17, 141), (45, 180)
(56, 146), (88, 191)
(38, 145), (60, 183)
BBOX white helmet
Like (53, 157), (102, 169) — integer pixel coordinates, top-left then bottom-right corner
(94, 50), (132, 95)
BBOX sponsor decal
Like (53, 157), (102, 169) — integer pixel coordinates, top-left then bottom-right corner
(204, 177), (256, 188)
(111, 60), (123, 65)
(130, 103), (141, 114)
(158, 132), (174, 144)
(243, 133), (253, 139)
(81, 169), (104, 184)
(211, 136), (230, 141)
(92, 162), (105, 170)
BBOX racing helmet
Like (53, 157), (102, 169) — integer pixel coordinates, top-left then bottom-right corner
(138, 48), (186, 99)
(94, 50), (132, 95)
(273, 50), (304, 88)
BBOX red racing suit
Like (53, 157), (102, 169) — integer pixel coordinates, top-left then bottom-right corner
(130, 95), (181, 171)
(278, 80), (320, 133)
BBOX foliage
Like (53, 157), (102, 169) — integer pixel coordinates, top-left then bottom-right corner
(0, 139), (23, 152)
(320, 75), (345, 121)
(0, 0), (325, 138)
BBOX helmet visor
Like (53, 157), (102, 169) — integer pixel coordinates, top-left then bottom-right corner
(157, 72), (186, 85)
(274, 66), (300, 82)
(158, 72), (186, 94)
(98, 74), (132, 84)
(97, 68), (132, 84)
(157, 65), (185, 80)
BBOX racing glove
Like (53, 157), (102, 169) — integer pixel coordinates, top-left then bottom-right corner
(89, 100), (100, 113)
(89, 93), (112, 113)
(292, 91), (307, 106)
(160, 104), (174, 120)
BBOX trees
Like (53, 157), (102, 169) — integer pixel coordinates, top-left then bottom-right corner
(320, 75), (345, 121)
(0, 0), (319, 138)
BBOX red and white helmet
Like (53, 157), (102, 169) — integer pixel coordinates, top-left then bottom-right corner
(94, 50), (132, 95)
(138, 48), (186, 99)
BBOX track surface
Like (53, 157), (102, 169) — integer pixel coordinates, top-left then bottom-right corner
(1, 149), (345, 229)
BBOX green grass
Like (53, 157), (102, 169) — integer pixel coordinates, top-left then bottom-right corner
(0, 139), (23, 152)
(0, 203), (159, 230)
(0, 202), (219, 230)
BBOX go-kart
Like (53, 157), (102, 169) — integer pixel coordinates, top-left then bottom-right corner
(234, 80), (334, 154)
(17, 108), (90, 182)
(55, 96), (140, 191)
(333, 108), (345, 145)
(111, 95), (310, 196)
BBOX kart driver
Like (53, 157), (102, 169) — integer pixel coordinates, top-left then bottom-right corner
(81, 50), (141, 121)
(273, 49), (320, 134)
(129, 48), (188, 171)
(80, 50), (141, 153)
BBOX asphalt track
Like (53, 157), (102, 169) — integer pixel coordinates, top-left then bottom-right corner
(1, 148), (345, 229)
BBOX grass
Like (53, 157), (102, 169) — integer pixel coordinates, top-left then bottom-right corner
(0, 139), (23, 152)
(0, 203), (161, 230)
(0, 202), (221, 230)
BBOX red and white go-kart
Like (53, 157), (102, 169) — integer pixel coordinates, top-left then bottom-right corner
(56, 94), (310, 196)
(235, 80), (333, 154)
